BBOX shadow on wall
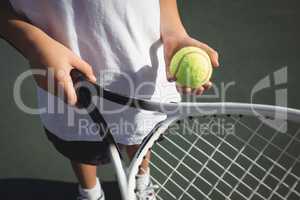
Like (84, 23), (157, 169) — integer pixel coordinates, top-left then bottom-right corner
(0, 178), (121, 200)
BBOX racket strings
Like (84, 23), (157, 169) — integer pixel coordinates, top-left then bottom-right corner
(148, 117), (232, 199)
(140, 119), (218, 199)
(219, 117), (300, 199)
(203, 117), (300, 199)
(141, 126), (211, 200)
(209, 117), (300, 199)
(198, 117), (262, 200)
(232, 116), (300, 165)
(166, 118), (268, 200)
(231, 117), (300, 199)
(147, 116), (300, 200)
(178, 118), (273, 199)
(176, 117), (247, 200)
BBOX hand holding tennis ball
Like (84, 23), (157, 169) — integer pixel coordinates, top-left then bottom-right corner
(170, 47), (213, 89)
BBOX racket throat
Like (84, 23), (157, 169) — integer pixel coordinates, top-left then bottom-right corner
(109, 144), (129, 200)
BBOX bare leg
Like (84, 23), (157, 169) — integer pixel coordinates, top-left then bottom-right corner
(126, 145), (151, 175)
(71, 160), (97, 189)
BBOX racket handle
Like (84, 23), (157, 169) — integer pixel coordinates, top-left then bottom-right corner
(70, 68), (87, 84)
(70, 70), (120, 151)
(70, 69), (92, 108)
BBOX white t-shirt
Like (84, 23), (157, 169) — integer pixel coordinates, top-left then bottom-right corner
(9, 0), (180, 144)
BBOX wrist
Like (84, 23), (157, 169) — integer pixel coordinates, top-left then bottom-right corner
(161, 29), (189, 43)
(16, 24), (57, 67)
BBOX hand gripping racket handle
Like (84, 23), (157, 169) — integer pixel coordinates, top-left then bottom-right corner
(71, 69), (149, 111)
(70, 69), (94, 108)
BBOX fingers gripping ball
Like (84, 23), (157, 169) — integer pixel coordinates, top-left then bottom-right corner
(170, 47), (213, 88)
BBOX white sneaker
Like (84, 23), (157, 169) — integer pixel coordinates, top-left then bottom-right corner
(77, 190), (105, 200)
(136, 181), (159, 200)
(77, 178), (105, 200)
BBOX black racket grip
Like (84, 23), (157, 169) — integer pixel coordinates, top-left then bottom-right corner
(70, 69), (87, 84)
(70, 69), (92, 108)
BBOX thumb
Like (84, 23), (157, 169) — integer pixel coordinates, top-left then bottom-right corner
(164, 46), (176, 82)
(166, 64), (176, 82)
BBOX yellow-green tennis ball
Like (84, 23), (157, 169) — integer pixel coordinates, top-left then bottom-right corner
(170, 47), (213, 88)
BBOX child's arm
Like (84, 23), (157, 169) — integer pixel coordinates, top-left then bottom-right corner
(0, 0), (96, 105)
(160, 0), (219, 95)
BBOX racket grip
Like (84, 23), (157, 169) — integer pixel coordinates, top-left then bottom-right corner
(70, 68), (87, 84)
(70, 69), (92, 108)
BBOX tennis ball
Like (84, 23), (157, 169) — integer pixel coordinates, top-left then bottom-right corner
(170, 47), (213, 88)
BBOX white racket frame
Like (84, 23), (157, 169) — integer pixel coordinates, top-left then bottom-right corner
(107, 102), (300, 200)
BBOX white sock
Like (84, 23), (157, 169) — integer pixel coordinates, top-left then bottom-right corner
(136, 168), (150, 191)
(79, 177), (103, 200)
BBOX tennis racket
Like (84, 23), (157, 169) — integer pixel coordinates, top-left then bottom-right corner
(70, 69), (300, 200)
